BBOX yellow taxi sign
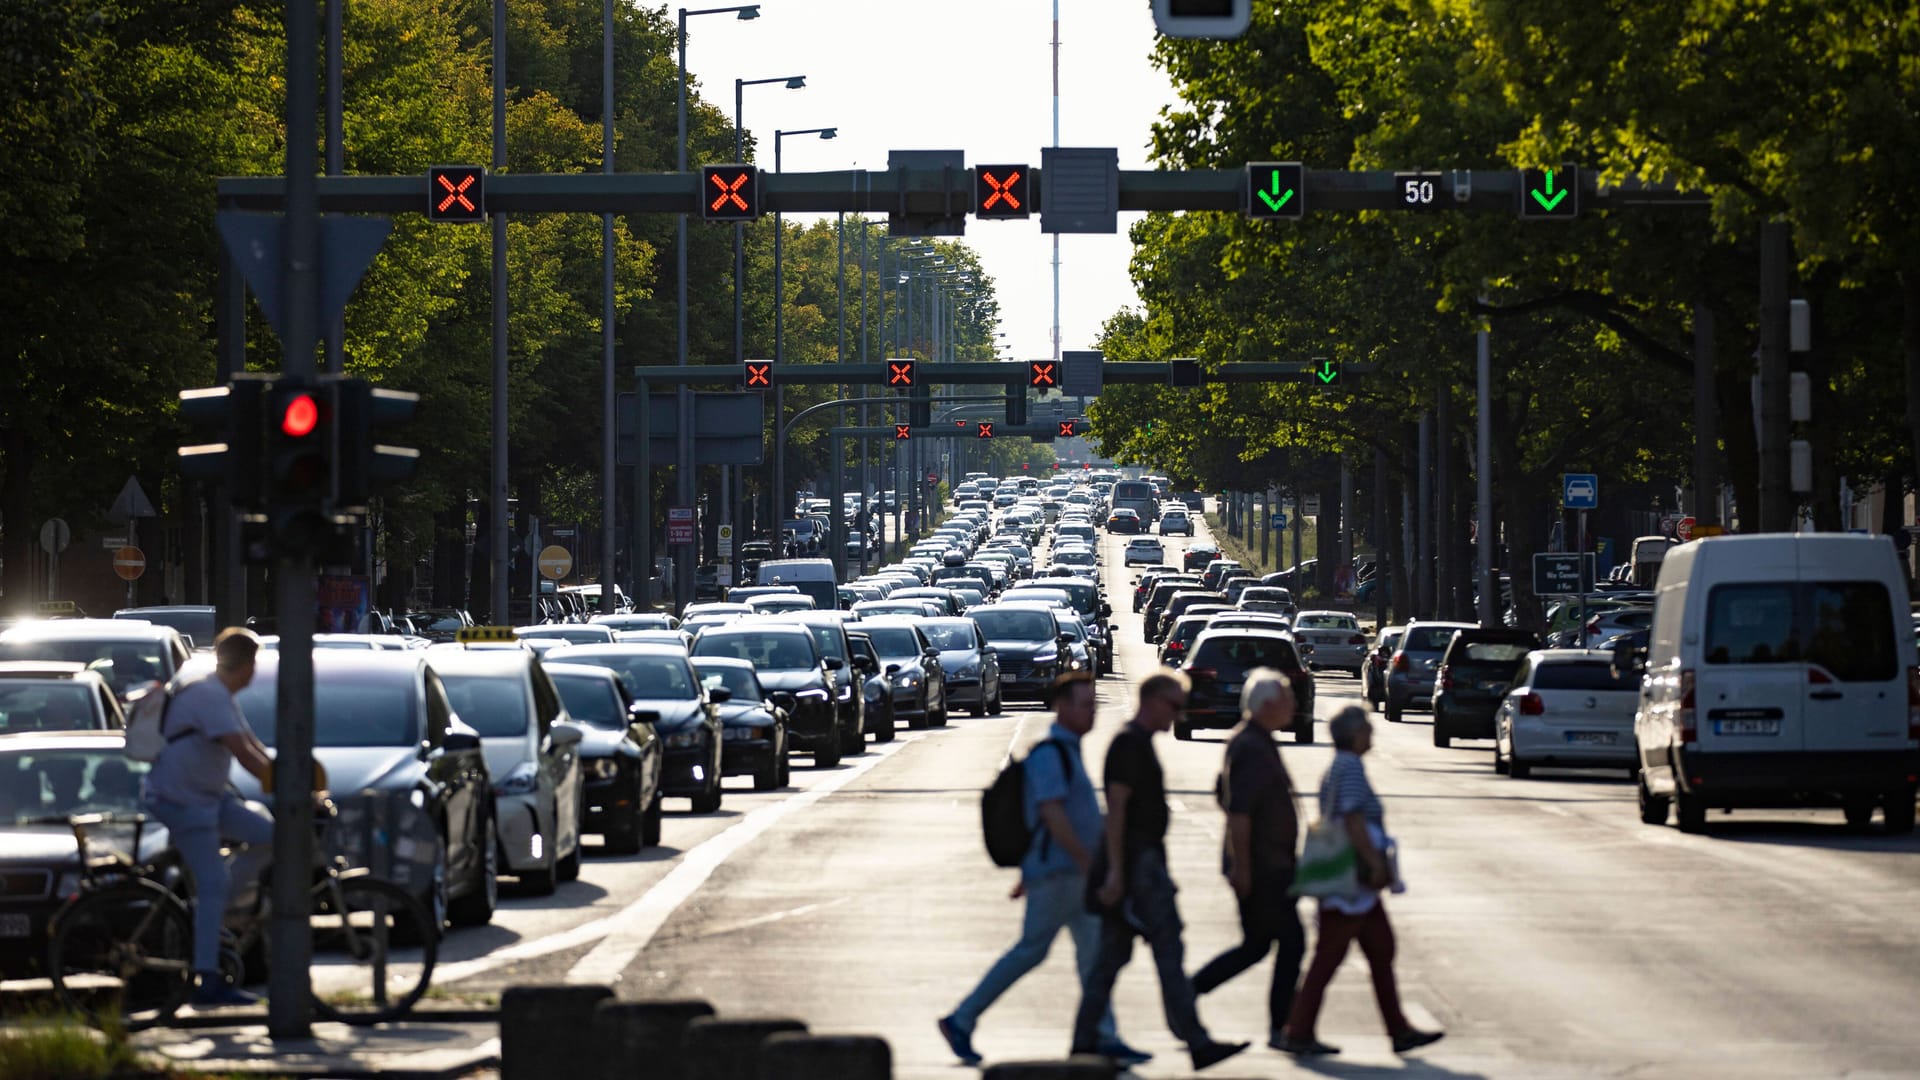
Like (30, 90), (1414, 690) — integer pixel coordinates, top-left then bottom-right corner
(36, 601), (78, 616)
(1689, 525), (1727, 539)
(455, 626), (517, 643)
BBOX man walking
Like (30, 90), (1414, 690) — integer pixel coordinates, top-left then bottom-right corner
(1071, 672), (1249, 1071)
(1192, 669), (1307, 1050)
(941, 672), (1149, 1066)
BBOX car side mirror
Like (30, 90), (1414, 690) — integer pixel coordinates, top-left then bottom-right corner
(885, 663), (901, 676)
(443, 731), (481, 753)
(1100, 603), (1112, 618)
(629, 707), (662, 725)
(923, 647), (940, 660)
(855, 655), (877, 672)
(708, 687), (733, 704)
(549, 723), (584, 748)
(1610, 641), (1646, 679)
(823, 657), (845, 671)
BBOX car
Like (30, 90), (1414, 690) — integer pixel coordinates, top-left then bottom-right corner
(113, 606), (217, 651)
(1157, 509), (1193, 536)
(753, 558), (839, 612)
(1178, 629), (1315, 742)
(778, 611), (872, 756)
(1362, 626), (1407, 709)
(1048, 548), (1101, 584)
(1494, 649), (1641, 779)
(1124, 538), (1166, 566)
(1005, 578), (1113, 675)
(690, 624), (844, 767)
(852, 620), (948, 729)
(1160, 613), (1220, 667)
(591, 612), (682, 632)
(726, 585), (802, 605)
(1135, 571), (1198, 613)
(0, 663), (125, 732)
(917, 616), (1003, 717)
(427, 648), (586, 894)
(746, 594), (818, 616)
(515, 624), (618, 647)
(1293, 611), (1368, 675)
(1235, 586), (1297, 618)
(1199, 559), (1243, 592)
(1182, 545), (1222, 572)
(543, 662), (664, 853)
(1383, 621), (1477, 723)
(969, 603), (1071, 701)
(843, 630), (896, 741)
(693, 658), (791, 791)
(543, 645), (726, 812)
(0, 620), (194, 704)
(1632, 534), (1919, 834)
(191, 650), (498, 930)
(1577, 605), (1655, 648)
(1430, 628), (1542, 748)
(1155, 591), (1228, 644)
(1105, 508), (1143, 534)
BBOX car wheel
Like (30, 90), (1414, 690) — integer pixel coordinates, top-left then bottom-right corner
(520, 825), (558, 896)
(873, 711), (897, 742)
(932, 704), (949, 728)
(1675, 788), (1708, 833)
(776, 732), (792, 786)
(753, 746), (781, 790)
(1293, 720), (1314, 745)
(969, 697), (986, 718)
(1843, 795), (1877, 830)
(988, 690), (1003, 716)
(1385, 702), (1403, 724)
(814, 738), (842, 768)
(398, 834), (450, 945)
(691, 773), (723, 814)
(1636, 771), (1670, 826)
(605, 780), (645, 855)
(1508, 754), (1531, 780)
(1492, 738), (1509, 776)
(448, 815), (498, 928)
(1882, 789), (1916, 835)
(1432, 714), (1451, 748)
(640, 788), (663, 847)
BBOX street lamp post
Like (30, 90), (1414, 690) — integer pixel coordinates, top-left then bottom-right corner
(771, 125), (837, 543)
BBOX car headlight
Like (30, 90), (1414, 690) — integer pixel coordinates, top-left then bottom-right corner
(1033, 651), (1058, 665)
(893, 672), (920, 688)
(494, 761), (540, 796)
(796, 687), (830, 701)
(585, 757), (621, 781)
(723, 725), (770, 742)
(950, 664), (978, 679)
(664, 728), (705, 749)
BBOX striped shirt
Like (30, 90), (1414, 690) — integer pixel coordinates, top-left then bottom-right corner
(1318, 750), (1384, 829)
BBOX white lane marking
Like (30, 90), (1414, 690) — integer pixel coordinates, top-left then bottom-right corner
(674, 896), (850, 943)
(566, 733), (928, 986)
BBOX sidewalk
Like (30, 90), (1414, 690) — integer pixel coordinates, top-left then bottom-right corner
(130, 1008), (501, 1079)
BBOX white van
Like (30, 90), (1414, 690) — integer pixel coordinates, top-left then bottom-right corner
(1632, 534), (1917, 834)
(755, 558), (839, 612)
(1628, 535), (1671, 588)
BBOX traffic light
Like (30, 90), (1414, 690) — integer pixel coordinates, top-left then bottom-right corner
(886, 359), (917, 388)
(1029, 361), (1058, 389)
(701, 165), (761, 221)
(267, 379), (335, 553)
(334, 379), (421, 510)
(1058, 419), (1078, 438)
(1519, 165), (1578, 220)
(1309, 358), (1341, 387)
(894, 424), (911, 441)
(975, 165), (1031, 219)
(743, 360), (773, 389)
(1169, 359), (1202, 387)
(177, 375), (269, 508)
(1152, 0), (1251, 38)
(1247, 162), (1305, 219)
(977, 422), (994, 439)
(427, 165), (486, 223)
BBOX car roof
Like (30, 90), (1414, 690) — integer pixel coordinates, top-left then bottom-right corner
(0, 620), (182, 642)
(0, 661), (92, 679)
(422, 647), (538, 675)
(180, 649), (425, 682)
(690, 656), (756, 671)
(545, 642), (694, 659)
(0, 730), (128, 752)
(1529, 648), (1618, 662)
(1296, 610), (1356, 618)
(541, 662), (622, 683)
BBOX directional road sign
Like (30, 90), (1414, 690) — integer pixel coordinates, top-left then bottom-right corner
(1520, 165), (1579, 220)
(1562, 473), (1599, 510)
(1247, 162), (1305, 219)
(1532, 552), (1596, 596)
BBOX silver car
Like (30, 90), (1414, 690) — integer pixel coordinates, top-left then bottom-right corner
(918, 617), (1002, 717)
(1496, 649), (1641, 778)
(1293, 611), (1368, 675)
(1384, 621), (1476, 722)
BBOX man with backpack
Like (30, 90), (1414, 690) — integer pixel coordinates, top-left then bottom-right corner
(939, 671), (1148, 1067)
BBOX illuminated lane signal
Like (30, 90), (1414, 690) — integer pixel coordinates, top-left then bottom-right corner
(894, 424), (912, 441)
(427, 165), (485, 223)
(1029, 361), (1058, 389)
(975, 165), (1031, 219)
(744, 361), (773, 389)
(700, 165), (761, 222)
(1058, 419), (1077, 438)
(977, 422), (994, 439)
(887, 359), (917, 388)
(1246, 162), (1305, 220)
(1519, 165), (1579, 220)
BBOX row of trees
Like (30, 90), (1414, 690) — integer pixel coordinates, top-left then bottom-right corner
(1084, 1), (1920, 625)
(0, 0), (1004, 614)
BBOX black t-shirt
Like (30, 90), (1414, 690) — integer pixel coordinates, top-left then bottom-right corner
(1104, 723), (1168, 856)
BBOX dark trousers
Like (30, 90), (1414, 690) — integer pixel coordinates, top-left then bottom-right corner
(1283, 902), (1410, 1040)
(1070, 847), (1213, 1054)
(1192, 870), (1305, 1031)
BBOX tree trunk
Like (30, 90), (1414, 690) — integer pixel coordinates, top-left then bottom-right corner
(1902, 270), (1920, 542)
(1, 424), (34, 616)
(1716, 299), (1760, 531)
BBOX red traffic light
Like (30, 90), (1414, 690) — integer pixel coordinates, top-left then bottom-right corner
(281, 393), (320, 438)
(887, 360), (916, 387)
(744, 361), (772, 388)
(975, 165), (1031, 219)
(893, 424), (911, 440)
(701, 165), (760, 221)
(1021, 462), (1030, 470)
(1029, 361), (1057, 388)
(1058, 420), (1077, 437)
(427, 165), (485, 223)
(977, 422), (994, 439)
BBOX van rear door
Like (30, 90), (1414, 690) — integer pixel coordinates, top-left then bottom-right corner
(1800, 578), (1907, 751)
(1697, 582), (1805, 751)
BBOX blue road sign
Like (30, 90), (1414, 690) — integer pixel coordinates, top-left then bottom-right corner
(1563, 473), (1599, 510)
(1270, 512), (1288, 531)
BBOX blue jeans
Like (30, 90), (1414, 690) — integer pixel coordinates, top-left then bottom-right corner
(145, 793), (274, 974)
(951, 870), (1120, 1044)
(1071, 847), (1212, 1054)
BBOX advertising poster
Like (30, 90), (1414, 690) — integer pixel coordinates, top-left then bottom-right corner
(318, 574), (371, 634)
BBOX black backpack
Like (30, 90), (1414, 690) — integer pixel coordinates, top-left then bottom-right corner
(982, 739), (1073, 867)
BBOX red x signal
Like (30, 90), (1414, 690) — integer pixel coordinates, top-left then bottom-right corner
(894, 424), (911, 440)
(436, 174), (476, 213)
(744, 362), (772, 388)
(976, 165), (1031, 219)
(1058, 420), (1077, 437)
(700, 165), (760, 221)
(887, 360), (916, 387)
(427, 166), (485, 223)
(977, 422), (994, 439)
(710, 172), (749, 213)
(1029, 361), (1057, 388)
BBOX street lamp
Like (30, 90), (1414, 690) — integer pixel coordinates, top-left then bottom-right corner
(771, 125), (838, 535)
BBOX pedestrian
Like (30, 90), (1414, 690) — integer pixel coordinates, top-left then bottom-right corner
(940, 671), (1151, 1067)
(1192, 669), (1307, 1051)
(1278, 706), (1443, 1056)
(140, 627), (276, 1007)
(1071, 672), (1250, 1072)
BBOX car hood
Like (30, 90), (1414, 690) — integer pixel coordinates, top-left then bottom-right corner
(717, 701), (778, 727)
(938, 648), (983, 670)
(480, 737), (536, 781)
(0, 825), (169, 868)
(754, 669), (829, 695)
(231, 746), (421, 799)
(987, 640), (1055, 659)
(571, 724), (632, 757)
(631, 697), (705, 732)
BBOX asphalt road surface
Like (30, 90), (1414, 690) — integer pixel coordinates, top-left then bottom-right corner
(415, 509), (1920, 1079)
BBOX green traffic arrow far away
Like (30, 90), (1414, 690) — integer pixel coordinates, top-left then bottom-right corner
(1314, 360), (1339, 384)
(1257, 172), (1295, 212)
(1531, 168), (1568, 211)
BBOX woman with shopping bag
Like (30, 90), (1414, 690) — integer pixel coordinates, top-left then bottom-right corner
(1277, 706), (1444, 1057)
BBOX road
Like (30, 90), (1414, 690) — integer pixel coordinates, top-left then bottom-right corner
(416, 509), (1920, 1079)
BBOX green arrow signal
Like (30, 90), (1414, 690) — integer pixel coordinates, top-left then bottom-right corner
(1314, 360), (1339, 384)
(1257, 172), (1296, 212)
(1530, 168), (1568, 212)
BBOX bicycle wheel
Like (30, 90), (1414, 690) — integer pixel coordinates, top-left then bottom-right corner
(309, 875), (436, 1025)
(47, 880), (194, 1031)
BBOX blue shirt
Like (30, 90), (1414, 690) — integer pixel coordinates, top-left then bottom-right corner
(143, 675), (250, 806)
(1021, 723), (1104, 880)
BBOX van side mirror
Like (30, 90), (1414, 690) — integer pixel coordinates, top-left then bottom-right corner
(1610, 640), (1646, 679)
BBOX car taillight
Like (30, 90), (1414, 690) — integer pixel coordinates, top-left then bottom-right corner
(1349, 634), (1366, 646)
(1439, 666), (1453, 691)
(1167, 640), (1186, 653)
(1678, 668), (1697, 743)
(1908, 666), (1920, 741)
(1587, 617), (1600, 634)
(1187, 668), (1217, 679)
(1392, 653), (1409, 672)
(1519, 692), (1544, 716)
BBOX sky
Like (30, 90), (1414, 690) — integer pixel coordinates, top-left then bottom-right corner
(678, 0), (1183, 361)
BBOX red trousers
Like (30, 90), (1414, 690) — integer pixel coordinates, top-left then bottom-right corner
(1283, 902), (1410, 1040)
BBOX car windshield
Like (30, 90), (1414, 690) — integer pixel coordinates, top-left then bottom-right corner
(1297, 614), (1356, 630)
(0, 749), (149, 824)
(1190, 634), (1300, 675)
(972, 609), (1053, 642)
(1054, 550), (1094, 565)
(1456, 642), (1533, 666)
(550, 673), (626, 728)
(235, 676), (418, 747)
(437, 673), (531, 738)
(117, 610), (216, 646)
(793, 624), (843, 662)
(0, 683), (99, 733)
(0, 639), (170, 695)
(695, 664), (763, 702)
(1404, 626), (1467, 652)
(520, 627), (613, 645)
(694, 633), (816, 671)
(862, 627), (922, 658)
(920, 623), (976, 651)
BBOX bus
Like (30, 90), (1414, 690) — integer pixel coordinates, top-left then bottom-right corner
(1110, 479), (1159, 525)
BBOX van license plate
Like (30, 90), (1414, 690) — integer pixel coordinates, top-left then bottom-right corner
(0, 914), (30, 938)
(1566, 731), (1617, 745)
(1715, 719), (1780, 736)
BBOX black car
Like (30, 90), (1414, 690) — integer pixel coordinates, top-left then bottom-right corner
(777, 612), (870, 757)
(692, 658), (790, 791)
(193, 651), (498, 930)
(850, 620), (947, 729)
(1179, 629), (1316, 743)
(843, 630), (896, 741)
(969, 603), (1070, 702)
(544, 645), (726, 813)
(1182, 545), (1222, 572)
(1432, 628), (1542, 748)
(544, 663), (664, 854)
(691, 624), (843, 767)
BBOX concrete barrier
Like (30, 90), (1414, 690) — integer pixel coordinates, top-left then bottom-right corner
(757, 1033), (891, 1080)
(594, 998), (717, 1080)
(500, 984), (616, 1080)
(683, 1017), (807, 1080)
(981, 1057), (1119, 1080)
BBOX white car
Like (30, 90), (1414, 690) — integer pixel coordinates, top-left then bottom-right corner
(1496, 649), (1640, 779)
(1125, 537), (1166, 566)
(1293, 610), (1367, 674)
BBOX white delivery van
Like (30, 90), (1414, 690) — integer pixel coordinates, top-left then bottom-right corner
(1633, 534), (1918, 834)
(1628, 535), (1671, 588)
(755, 558), (839, 612)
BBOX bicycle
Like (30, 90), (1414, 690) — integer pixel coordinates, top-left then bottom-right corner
(41, 800), (438, 1030)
